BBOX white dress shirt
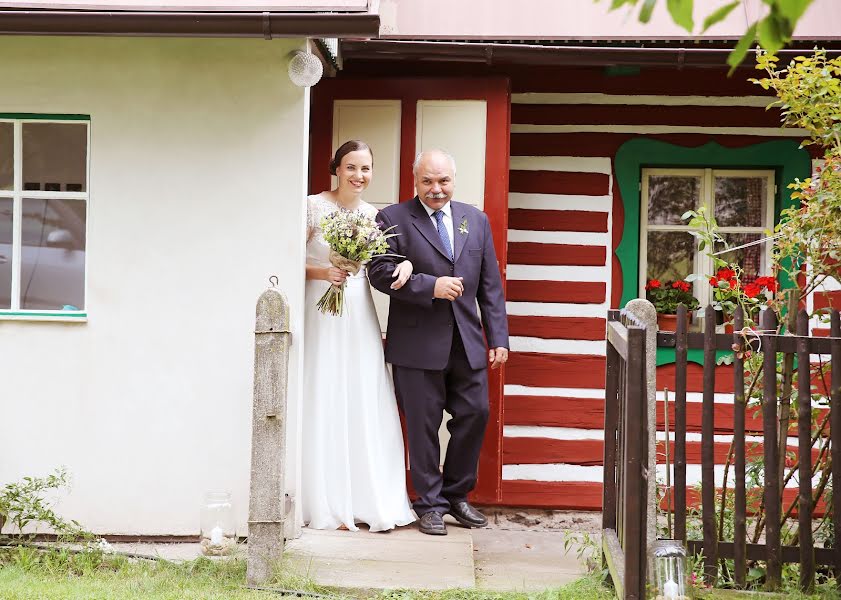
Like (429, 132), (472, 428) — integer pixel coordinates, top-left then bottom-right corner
(421, 200), (455, 252)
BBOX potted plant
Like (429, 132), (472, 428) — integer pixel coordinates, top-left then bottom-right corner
(708, 266), (779, 332)
(645, 279), (700, 331)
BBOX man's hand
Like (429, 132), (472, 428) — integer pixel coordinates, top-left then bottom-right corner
(434, 276), (464, 301)
(488, 347), (508, 369)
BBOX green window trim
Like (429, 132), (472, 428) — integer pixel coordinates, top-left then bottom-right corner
(656, 347), (731, 367)
(614, 138), (811, 366)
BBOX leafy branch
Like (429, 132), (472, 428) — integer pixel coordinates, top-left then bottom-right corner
(600, 0), (815, 70)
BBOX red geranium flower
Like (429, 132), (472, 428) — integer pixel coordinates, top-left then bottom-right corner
(755, 276), (779, 292)
(646, 279), (661, 290)
(744, 283), (761, 298)
(717, 268), (736, 280)
(672, 280), (691, 292)
(709, 276), (719, 287)
(728, 278), (739, 289)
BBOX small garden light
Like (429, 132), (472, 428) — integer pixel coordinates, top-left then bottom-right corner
(649, 539), (689, 600)
(200, 491), (236, 556)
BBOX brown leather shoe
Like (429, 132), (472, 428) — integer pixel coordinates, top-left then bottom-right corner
(448, 501), (488, 528)
(418, 511), (447, 536)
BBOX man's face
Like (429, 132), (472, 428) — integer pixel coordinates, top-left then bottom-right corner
(415, 154), (455, 211)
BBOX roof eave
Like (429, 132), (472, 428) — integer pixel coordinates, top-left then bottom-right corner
(342, 39), (841, 68)
(0, 9), (380, 38)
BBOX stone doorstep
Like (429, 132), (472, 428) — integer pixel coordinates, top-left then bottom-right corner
(471, 529), (591, 593)
(284, 520), (476, 590)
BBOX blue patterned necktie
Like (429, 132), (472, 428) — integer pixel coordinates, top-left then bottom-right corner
(433, 210), (454, 261)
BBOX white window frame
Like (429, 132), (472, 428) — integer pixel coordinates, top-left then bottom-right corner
(640, 168), (776, 307)
(0, 117), (90, 321)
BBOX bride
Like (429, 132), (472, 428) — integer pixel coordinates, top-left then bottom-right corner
(301, 139), (416, 532)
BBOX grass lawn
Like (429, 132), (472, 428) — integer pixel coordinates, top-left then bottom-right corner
(0, 546), (613, 600)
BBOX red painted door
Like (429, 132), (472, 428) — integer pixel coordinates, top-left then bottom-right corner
(310, 77), (511, 504)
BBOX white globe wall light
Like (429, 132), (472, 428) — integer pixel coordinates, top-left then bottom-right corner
(288, 49), (324, 88)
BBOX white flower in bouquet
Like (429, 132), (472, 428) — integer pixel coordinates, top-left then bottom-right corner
(317, 208), (398, 316)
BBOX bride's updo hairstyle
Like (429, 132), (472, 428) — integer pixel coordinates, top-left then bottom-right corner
(329, 140), (373, 175)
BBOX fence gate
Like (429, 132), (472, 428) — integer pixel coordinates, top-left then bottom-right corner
(602, 309), (649, 600)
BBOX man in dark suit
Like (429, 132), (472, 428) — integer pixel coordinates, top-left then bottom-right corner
(368, 149), (509, 536)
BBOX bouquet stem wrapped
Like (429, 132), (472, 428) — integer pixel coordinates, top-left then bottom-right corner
(316, 250), (363, 316)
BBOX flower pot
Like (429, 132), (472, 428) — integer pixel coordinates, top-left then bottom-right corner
(657, 312), (691, 332)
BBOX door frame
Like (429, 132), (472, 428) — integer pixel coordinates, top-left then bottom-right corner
(309, 77), (511, 504)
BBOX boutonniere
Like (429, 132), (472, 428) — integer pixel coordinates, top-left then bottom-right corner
(458, 218), (469, 235)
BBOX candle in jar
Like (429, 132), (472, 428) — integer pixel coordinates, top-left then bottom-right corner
(663, 579), (679, 599)
(210, 525), (224, 546)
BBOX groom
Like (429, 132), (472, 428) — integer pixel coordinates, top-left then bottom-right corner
(369, 149), (509, 536)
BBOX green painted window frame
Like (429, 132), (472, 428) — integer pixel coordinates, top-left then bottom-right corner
(0, 113), (91, 322)
(614, 138), (811, 365)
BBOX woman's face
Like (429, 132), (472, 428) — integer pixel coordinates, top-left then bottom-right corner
(336, 149), (373, 195)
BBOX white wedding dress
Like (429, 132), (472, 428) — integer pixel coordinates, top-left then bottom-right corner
(301, 193), (416, 532)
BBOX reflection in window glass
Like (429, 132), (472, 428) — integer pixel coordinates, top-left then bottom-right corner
(647, 230), (695, 283)
(715, 177), (767, 228)
(22, 123), (87, 192)
(717, 233), (763, 284)
(0, 198), (12, 308)
(647, 176), (701, 225)
(0, 123), (12, 191)
(20, 198), (86, 310)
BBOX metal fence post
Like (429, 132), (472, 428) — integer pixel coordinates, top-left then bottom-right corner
(246, 282), (292, 587)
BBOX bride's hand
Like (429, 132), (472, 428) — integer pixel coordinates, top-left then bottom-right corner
(325, 266), (348, 286)
(390, 260), (413, 290)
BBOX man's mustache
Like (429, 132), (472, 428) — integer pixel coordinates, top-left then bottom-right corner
(425, 192), (447, 199)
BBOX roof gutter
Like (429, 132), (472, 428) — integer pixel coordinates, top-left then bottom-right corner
(0, 10), (380, 38)
(342, 39), (841, 68)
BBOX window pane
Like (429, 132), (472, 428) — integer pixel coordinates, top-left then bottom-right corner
(0, 198), (12, 308)
(714, 176), (768, 228)
(717, 233), (764, 284)
(647, 175), (701, 225)
(22, 123), (87, 192)
(20, 198), (86, 310)
(0, 123), (12, 191)
(647, 230), (695, 283)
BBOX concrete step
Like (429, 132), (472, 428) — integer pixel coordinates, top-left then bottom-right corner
(284, 516), (475, 590)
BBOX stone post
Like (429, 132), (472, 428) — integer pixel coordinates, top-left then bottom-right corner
(246, 284), (291, 587)
(624, 298), (658, 548)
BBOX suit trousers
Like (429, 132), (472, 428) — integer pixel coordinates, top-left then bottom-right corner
(392, 327), (489, 516)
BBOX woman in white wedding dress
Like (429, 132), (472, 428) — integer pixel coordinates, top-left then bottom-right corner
(301, 140), (416, 532)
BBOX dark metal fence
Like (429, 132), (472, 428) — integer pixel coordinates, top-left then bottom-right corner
(602, 309), (649, 600)
(604, 303), (841, 597)
(662, 304), (841, 592)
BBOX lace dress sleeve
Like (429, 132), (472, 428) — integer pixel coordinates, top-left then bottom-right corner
(306, 195), (317, 243)
(361, 201), (379, 221)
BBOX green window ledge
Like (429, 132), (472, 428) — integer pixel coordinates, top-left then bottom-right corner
(656, 347), (731, 367)
(0, 311), (87, 321)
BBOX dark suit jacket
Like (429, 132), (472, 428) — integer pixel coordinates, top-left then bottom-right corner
(368, 197), (509, 371)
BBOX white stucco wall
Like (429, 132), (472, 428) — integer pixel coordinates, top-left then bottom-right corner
(0, 36), (309, 536)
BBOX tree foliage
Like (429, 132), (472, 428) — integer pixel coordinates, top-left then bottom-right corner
(600, 0), (815, 70)
(752, 49), (841, 299)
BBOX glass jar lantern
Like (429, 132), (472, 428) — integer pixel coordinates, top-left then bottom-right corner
(649, 540), (689, 600)
(200, 491), (235, 556)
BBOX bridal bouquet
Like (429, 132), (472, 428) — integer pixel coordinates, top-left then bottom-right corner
(317, 208), (397, 316)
